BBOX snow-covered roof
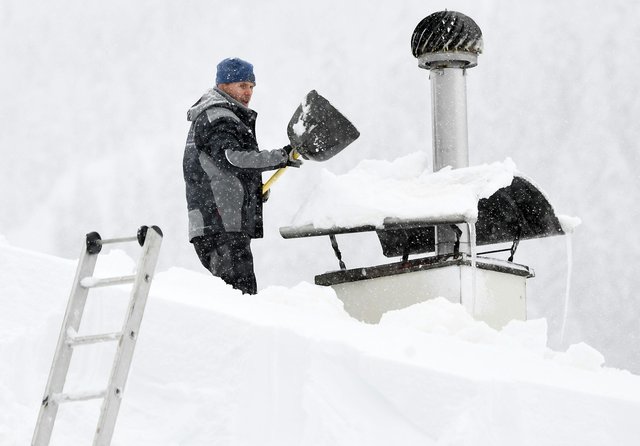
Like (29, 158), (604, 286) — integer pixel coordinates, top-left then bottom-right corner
(3, 241), (639, 445)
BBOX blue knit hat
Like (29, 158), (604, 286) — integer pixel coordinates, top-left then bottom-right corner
(216, 57), (256, 85)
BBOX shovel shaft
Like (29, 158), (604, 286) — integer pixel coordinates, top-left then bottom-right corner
(262, 151), (300, 195)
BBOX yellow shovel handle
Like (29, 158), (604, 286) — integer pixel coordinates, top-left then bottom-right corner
(262, 151), (300, 195)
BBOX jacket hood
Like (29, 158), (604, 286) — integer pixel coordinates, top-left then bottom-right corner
(187, 88), (252, 122)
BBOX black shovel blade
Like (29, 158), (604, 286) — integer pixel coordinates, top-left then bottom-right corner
(287, 90), (360, 162)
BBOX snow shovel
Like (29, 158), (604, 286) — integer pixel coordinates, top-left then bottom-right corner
(262, 90), (360, 195)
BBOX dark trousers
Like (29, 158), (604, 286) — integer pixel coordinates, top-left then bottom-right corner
(192, 233), (257, 295)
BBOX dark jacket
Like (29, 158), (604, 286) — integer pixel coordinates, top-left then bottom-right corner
(183, 88), (288, 240)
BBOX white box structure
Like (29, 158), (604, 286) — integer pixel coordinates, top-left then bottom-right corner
(316, 255), (532, 329)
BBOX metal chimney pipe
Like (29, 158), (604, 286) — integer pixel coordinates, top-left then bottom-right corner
(411, 11), (483, 171)
(429, 65), (471, 169)
(411, 11), (483, 255)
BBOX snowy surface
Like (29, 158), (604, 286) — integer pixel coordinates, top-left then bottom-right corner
(3, 242), (640, 445)
(288, 153), (582, 242)
(1, 0), (639, 386)
(290, 154), (519, 228)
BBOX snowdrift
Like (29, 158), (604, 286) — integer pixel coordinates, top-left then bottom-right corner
(2, 240), (640, 445)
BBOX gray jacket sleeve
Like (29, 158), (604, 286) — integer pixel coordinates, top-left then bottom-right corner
(225, 148), (288, 171)
(205, 106), (289, 171)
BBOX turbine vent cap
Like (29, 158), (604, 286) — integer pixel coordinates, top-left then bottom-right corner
(411, 11), (483, 59)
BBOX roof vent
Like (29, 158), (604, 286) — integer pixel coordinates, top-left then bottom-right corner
(411, 10), (483, 68)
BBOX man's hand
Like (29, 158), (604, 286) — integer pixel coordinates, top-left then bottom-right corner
(283, 145), (303, 168)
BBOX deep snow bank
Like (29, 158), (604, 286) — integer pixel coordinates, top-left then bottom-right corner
(2, 241), (640, 445)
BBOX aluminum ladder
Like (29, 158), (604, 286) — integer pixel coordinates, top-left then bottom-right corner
(32, 225), (163, 446)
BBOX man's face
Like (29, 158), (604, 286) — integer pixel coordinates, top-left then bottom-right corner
(218, 81), (255, 107)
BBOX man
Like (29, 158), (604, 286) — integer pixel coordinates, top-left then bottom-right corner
(183, 57), (301, 294)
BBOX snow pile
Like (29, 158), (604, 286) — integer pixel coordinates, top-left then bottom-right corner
(291, 153), (518, 229)
(380, 297), (544, 350)
(3, 242), (640, 445)
(380, 298), (606, 371)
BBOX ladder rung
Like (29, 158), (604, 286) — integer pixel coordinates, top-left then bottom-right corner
(52, 389), (106, 404)
(66, 332), (122, 347)
(98, 235), (138, 245)
(80, 275), (137, 288)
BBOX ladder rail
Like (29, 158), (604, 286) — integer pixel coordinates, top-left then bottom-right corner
(32, 239), (99, 446)
(93, 228), (163, 445)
